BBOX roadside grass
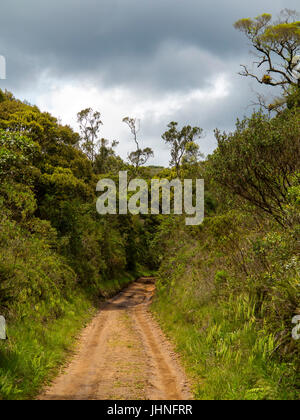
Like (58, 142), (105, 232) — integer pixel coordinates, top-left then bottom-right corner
(0, 291), (94, 400)
(0, 271), (143, 400)
(152, 287), (299, 400)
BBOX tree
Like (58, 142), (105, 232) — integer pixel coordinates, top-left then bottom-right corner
(209, 110), (300, 226)
(77, 108), (103, 163)
(162, 122), (203, 177)
(0, 94), (80, 150)
(0, 129), (40, 182)
(94, 138), (123, 174)
(122, 117), (154, 170)
(234, 10), (300, 92)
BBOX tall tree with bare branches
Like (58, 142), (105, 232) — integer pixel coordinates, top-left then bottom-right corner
(234, 10), (300, 92)
(77, 108), (103, 163)
(122, 117), (154, 170)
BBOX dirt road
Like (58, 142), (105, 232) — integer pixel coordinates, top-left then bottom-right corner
(39, 278), (192, 400)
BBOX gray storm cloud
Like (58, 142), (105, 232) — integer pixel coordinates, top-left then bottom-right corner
(0, 0), (298, 165)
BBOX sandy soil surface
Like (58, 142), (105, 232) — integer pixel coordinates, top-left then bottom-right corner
(39, 278), (192, 400)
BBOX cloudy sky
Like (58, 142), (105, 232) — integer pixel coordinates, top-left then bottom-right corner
(0, 0), (299, 165)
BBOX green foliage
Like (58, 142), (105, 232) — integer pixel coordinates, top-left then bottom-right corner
(0, 89), (155, 399)
(162, 122), (203, 177)
(0, 182), (37, 221)
(0, 293), (95, 400)
(123, 117), (154, 170)
(152, 207), (300, 399)
(0, 130), (40, 181)
(234, 9), (300, 91)
(1, 60), (299, 401)
(152, 95), (300, 399)
(128, 147), (154, 170)
(77, 108), (103, 163)
(94, 138), (123, 174)
(209, 109), (300, 226)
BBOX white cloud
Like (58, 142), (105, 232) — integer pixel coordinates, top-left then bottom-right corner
(23, 70), (230, 166)
(2, 0), (299, 167)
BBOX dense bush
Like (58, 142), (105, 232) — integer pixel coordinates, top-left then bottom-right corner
(152, 106), (300, 400)
(0, 90), (155, 399)
(210, 110), (300, 226)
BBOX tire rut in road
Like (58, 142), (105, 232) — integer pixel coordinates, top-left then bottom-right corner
(39, 278), (192, 400)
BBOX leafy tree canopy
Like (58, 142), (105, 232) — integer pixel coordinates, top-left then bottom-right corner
(162, 121), (203, 177)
